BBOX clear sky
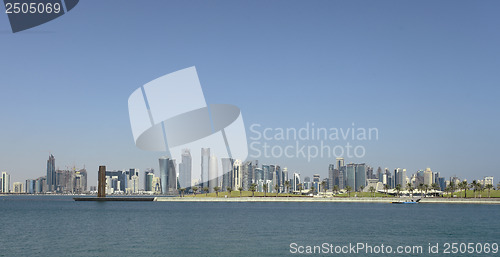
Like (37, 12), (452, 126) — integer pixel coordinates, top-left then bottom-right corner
(1, 0), (499, 186)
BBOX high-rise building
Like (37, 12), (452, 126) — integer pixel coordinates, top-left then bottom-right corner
(13, 182), (23, 193)
(159, 156), (177, 194)
(313, 174), (320, 193)
(328, 164), (334, 190)
(179, 149), (192, 189)
(1, 172), (11, 193)
(292, 172), (301, 192)
(144, 169), (154, 192)
(355, 163), (366, 191)
(46, 154), (55, 192)
(346, 164), (355, 190)
(232, 159), (242, 190)
(201, 148), (210, 188)
(424, 168), (433, 186)
(336, 158), (345, 170)
(98, 166), (106, 197)
(208, 154), (218, 192)
(221, 158), (234, 190)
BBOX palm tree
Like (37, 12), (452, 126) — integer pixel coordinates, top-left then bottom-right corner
(263, 184), (268, 197)
(333, 185), (339, 195)
(203, 187), (209, 196)
(395, 184), (402, 197)
(407, 183), (414, 197)
(417, 183), (424, 197)
(449, 182), (456, 197)
(179, 188), (186, 197)
(431, 183), (440, 196)
(345, 186), (352, 197)
(359, 185), (365, 193)
(459, 181), (468, 198)
(227, 187), (233, 197)
(214, 186), (220, 197)
(297, 183), (303, 195)
(274, 184), (279, 197)
(369, 186), (376, 197)
(284, 181), (291, 197)
(384, 184), (390, 197)
(471, 180), (478, 198)
(192, 186), (198, 197)
(321, 181), (327, 197)
(250, 183), (257, 197)
(238, 186), (243, 197)
(310, 186), (315, 196)
(485, 184), (493, 198)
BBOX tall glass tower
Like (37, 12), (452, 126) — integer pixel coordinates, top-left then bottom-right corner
(179, 149), (192, 189)
(46, 154), (55, 192)
(201, 148), (210, 188)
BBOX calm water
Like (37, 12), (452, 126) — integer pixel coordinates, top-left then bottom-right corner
(1, 195), (499, 256)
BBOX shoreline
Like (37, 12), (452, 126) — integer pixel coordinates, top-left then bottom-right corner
(154, 197), (500, 204)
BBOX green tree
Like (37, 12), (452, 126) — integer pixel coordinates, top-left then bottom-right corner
(227, 187), (233, 197)
(407, 183), (414, 197)
(369, 186), (376, 197)
(321, 181), (327, 197)
(471, 180), (479, 198)
(449, 182), (456, 197)
(179, 188), (186, 197)
(238, 186), (243, 197)
(417, 183), (424, 197)
(395, 184), (402, 197)
(203, 187), (209, 197)
(345, 186), (352, 197)
(485, 184), (493, 198)
(284, 180), (291, 197)
(192, 186), (198, 197)
(310, 186), (315, 196)
(459, 181), (468, 198)
(250, 183), (257, 197)
(214, 186), (220, 197)
(431, 183), (440, 195)
(423, 184), (429, 197)
(359, 185), (365, 193)
(263, 184), (268, 197)
(384, 184), (390, 197)
(274, 184), (279, 197)
(333, 185), (339, 195)
(297, 183), (303, 195)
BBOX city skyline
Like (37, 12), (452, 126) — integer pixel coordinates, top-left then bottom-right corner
(2, 150), (495, 193)
(1, 1), (500, 186)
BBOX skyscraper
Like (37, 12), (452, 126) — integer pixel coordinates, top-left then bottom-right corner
(424, 168), (433, 186)
(159, 156), (177, 194)
(355, 163), (366, 192)
(346, 164), (355, 190)
(208, 154), (218, 192)
(336, 158), (345, 170)
(46, 154), (55, 192)
(179, 149), (192, 189)
(292, 172), (301, 192)
(1, 172), (11, 193)
(232, 159), (242, 190)
(221, 158), (234, 190)
(328, 164), (334, 190)
(144, 169), (154, 192)
(201, 148), (210, 188)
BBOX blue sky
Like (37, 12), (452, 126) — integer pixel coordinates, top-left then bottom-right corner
(1, 0), (499, 186)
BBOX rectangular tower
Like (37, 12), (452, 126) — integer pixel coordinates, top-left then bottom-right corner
(98, 166), (106, 197)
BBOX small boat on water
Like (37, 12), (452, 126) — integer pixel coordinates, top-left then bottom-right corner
(391, 199), (421, 204)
